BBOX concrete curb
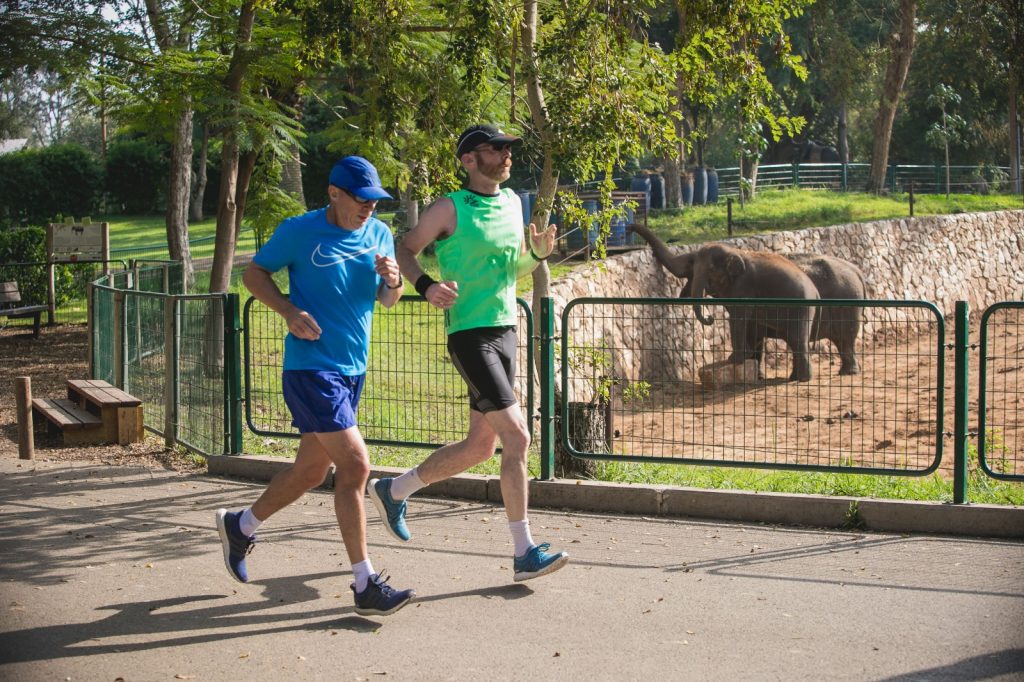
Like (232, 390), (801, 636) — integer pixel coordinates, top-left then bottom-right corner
(206, 455), (1024, 539)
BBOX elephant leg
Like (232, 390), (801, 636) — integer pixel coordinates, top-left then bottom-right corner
(836, 311), (862, 375)
(727, 307), (754, 364)
(750, 332), (767, 379)
(785, 313), (814, 382)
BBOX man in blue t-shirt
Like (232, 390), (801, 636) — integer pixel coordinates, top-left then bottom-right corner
(215, 155), (414, 617)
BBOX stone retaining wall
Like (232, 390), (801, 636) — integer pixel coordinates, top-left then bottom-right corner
(545, 210), (1024, 385)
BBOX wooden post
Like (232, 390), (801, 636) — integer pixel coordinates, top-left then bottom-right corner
(15, 376), (34, 460)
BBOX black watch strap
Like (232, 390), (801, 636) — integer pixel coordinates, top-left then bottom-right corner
(385, 275), (404, 290)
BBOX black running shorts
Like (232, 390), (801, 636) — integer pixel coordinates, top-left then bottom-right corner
(446, 326), (518, 413)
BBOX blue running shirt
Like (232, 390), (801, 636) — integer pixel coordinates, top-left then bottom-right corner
(252, 208), (395, 374)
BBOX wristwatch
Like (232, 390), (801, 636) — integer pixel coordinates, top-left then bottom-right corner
(385, 275), (404, 289)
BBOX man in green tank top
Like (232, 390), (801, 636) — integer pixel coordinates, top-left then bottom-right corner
(368, 124), (570, 582)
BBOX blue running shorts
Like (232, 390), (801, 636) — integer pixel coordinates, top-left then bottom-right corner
(281, 370), (365, 434)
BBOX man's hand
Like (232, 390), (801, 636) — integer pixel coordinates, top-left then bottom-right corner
(425, 280), (459, 309)
(374, 253), (402, 288)
(529, 221), (557, 259)
(286, 310), (322, 340)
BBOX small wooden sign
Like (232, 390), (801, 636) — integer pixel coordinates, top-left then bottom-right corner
(47, 222), (109, 263)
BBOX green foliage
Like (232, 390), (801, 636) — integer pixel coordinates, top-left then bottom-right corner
(0, 144), (102, 226)
(647, 188), (1024, 244)
(105, 138), (169, 214)
(0, 226), (74, 305)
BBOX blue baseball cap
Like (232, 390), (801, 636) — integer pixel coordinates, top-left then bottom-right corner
(328, 156), (393, 200)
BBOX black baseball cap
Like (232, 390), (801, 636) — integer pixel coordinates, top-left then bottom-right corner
(456, 124), (522, 157)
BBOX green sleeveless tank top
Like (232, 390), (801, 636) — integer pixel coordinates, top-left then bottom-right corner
(436, 188), (523, 333)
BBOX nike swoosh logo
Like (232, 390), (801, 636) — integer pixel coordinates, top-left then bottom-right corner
(310, 244), (378, 267)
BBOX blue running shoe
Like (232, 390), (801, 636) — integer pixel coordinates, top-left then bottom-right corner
(513, 543), (569, 582)
(367, 478), (411, 542)
(352, 572), (415, 616)
(215, 508), (255, 583)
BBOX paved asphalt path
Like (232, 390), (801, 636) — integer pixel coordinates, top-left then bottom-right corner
(1, 458), (1022, 681)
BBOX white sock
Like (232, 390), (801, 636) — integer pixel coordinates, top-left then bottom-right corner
(239, 508), (262, 537)
(352, 559), (375, 593)
(509, 519), (535, 558)
(389, 467), (426, 501)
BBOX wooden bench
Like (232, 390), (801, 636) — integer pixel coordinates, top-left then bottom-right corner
(67, 379), (144, 445)
(32, 398), (105, 445)
(1, 281), (47, 337)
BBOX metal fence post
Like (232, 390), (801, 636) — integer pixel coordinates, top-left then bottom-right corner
(114, 289), (125, 387)
(791, 162), (799, 188)
(224, 293), (243, 455)
(163, 296), (178, 448)
(953, 301), (970, 504)
(890, 163), (898, 193)
(841, 163), (848, 191)
(539, 296), (555, 480)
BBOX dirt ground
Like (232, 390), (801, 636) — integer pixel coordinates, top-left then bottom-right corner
(2, 319), (1020, 478)
(0, 324), (202, 471)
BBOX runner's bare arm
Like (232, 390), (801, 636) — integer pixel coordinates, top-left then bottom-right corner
(396, 198), (459, 309)
(242, 262), (321, 340)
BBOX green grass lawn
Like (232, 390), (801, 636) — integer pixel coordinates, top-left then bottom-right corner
(647, 188), (1024, 244)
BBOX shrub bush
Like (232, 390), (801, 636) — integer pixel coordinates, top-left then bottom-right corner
(105, 137), (168, 214)
(0, 144), (102, 227)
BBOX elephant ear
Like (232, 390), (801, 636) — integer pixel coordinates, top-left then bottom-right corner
(726, 253), (746, 278)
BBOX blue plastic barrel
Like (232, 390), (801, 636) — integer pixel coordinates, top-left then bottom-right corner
(629, 175), (652, 212)
(518, 191), (536, 226)
(648, 174), (665, 210)
(690, 167), (707, 205)
(705, 168), (719, 203)
(681, 176), (694, 206)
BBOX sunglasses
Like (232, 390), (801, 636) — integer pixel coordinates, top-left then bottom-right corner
(340, 188), (377, 206)
(473, 143), (512, 154)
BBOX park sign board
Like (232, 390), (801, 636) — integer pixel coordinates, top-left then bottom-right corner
(47, 221), (109, 263)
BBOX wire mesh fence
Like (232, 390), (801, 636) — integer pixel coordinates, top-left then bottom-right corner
(978, 302), (1024, 480)
(0, 260), (130, 327)
(244, 295), (534, 448)
(560, 298), (945, 474)
(91, 264), (238, 457)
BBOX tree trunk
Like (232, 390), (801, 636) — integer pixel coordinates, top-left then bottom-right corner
(663, 154), (681, 208)
(189, 123), (208, 223)
(402, 190), (419, 232)
(1010, 71), (1022, 195)
(280, 144), (305, 207)
(208, 0), (256, 295)
(867, 0), (917, 193)
(167, 105), (195, 289)
(838, 100), (849, 163)
(554, 402), (602, 479)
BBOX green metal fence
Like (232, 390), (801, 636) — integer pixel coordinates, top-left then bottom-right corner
(978, 302), (1024, 480)
(244, 295), (534, 448)
(90, 263), (242, 457)
(710, 163), (1014, 197)
(0, 260), (129, 327)
(559, 298), (945, 475)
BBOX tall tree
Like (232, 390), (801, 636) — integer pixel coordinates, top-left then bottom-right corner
(867, 0), (917, 193)
(141, 0), (197, 287)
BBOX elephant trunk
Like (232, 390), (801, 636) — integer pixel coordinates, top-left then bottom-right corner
(633, 224), (692, 280)
(690, 265), (715, 325)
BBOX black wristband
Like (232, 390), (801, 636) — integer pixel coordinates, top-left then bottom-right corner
(530, 250), (548, 262)
(414, 274), (437, 297)
(385, 275), (403, 290)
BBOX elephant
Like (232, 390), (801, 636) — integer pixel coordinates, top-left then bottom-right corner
(689, 242), (820, 382)
(782, 253), (865, 375)
(764, 138), (840, 165)
(633, 224), (863, 378)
